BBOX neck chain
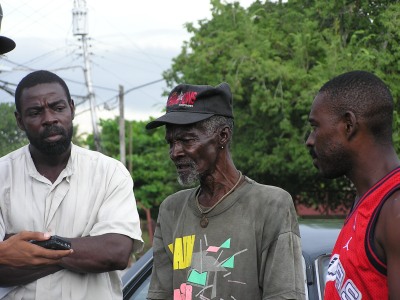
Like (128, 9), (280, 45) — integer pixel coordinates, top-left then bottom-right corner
(196, 171), (243, 228)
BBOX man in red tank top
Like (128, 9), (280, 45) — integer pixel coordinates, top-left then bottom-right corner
(305, 71), (400, 299)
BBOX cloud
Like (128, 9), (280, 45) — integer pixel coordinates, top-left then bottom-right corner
(0, 0), (253, 134)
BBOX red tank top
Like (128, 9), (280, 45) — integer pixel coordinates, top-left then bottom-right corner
(324, 168), (400, 299)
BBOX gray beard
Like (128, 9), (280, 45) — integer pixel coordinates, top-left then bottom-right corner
(177, 166), (200, 187)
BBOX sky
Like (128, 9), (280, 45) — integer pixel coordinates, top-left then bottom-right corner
(0, 0), (254, 134)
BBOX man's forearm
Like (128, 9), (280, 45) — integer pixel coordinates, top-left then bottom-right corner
(0, 265), (62, 287)
(0, 233), (134, 286)
(59, 233), (134, 273)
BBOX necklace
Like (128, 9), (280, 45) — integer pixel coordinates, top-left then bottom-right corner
(196, 171), (243, 228)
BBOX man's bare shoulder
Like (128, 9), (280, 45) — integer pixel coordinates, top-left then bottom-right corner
(375, 189), (400, 259)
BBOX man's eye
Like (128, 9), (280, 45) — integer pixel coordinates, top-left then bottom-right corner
(181, 138), (194, 144)
(55, 106), (65, 111)
(307, 123), (316, 131)
(28, 111), (40, 116)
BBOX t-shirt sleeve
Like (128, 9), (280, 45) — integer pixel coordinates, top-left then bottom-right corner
(261, 231), (305, 299)
(89, 163), (143, 252)
(260, 190), (306, 300)
(147, 206), (173, 299)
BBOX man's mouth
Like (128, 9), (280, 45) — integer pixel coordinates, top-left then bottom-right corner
(44, 134), (62, 142)
(176, 164), (191, 171)
(42, 126), (65, 142)
(309, 149), (317, 159)
(175, 160), (195, 173)
(308, 150), (319, 167)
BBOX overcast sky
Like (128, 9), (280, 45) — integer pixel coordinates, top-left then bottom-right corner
(0, 0), (253, 134)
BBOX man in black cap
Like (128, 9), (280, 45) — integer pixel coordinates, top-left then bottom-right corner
(146, 83), (305, 299)
(0, 3), (73, 269)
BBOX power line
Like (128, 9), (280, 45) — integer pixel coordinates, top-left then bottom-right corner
(124, 79), (164, 96)
(0, 79), (90, 100)
(1, 58), (118, 92)
(75, 78), (164, 116)
(0, 79), (17, 86)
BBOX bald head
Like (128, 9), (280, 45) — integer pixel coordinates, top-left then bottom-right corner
(318, 70), (393, 143)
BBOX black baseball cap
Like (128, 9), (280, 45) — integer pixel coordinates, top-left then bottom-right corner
(146, 82), (233, 129)
(0, 4), (16, 54)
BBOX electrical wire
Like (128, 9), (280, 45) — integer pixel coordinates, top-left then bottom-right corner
(75, 78), (164, 116)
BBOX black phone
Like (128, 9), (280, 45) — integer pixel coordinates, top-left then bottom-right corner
(31, 235), (71, 250)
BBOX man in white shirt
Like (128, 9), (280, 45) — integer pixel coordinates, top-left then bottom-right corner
(0, 70), (143, 300)
(0, 4), (74, 270)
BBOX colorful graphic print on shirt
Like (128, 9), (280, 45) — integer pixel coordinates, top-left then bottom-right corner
(168, 234), (248, 300)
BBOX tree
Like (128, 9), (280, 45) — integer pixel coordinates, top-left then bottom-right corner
(0, 103), (27, 156)
(129, 120), (182, 210)
(163, 0), (400, 210)
(86, 118), (181, 210)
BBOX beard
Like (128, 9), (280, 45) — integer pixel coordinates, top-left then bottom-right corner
(175, 158), (200, 187)
(310, 141), (351, 179)
(26, 125), (73, 156)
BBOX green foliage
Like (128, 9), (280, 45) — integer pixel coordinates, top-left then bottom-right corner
(0, 103), (27, 156)
(84, 0), (400, 212)
(129, 121), (181, 208)
(163, 0), (400, 210)
(86, 118), (181, 208)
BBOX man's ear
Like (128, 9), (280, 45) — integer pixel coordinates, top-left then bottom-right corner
(343, 111), (358, 139)
(70, 99), (75, 120)
(14, 111), (26, 132)
(219, 126), (231, 147)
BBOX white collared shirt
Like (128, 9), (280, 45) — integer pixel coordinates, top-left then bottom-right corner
(0, 144), (143, 300)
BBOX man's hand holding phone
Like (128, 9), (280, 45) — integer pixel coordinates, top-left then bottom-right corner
(0, 232), (73, 267)
(30, 235), (71, 250)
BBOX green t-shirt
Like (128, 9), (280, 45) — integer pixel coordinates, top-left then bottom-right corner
(148, 176), (305, 300)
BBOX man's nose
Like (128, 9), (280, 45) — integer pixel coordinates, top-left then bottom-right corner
(42, 109), (58, 125)
(169, 141), (183, 159)
(305, 131), (313, 147)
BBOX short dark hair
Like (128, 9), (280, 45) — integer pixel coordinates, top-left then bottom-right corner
(197, 115), (234, 147)
(199, 115), (234, 135)
(15, 70), (72, 113)
(319, 70), (394, 143)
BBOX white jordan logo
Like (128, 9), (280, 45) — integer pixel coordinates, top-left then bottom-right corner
(343, 237), (352, 251)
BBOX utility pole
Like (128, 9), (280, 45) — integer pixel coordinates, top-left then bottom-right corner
(72, 0), (101, 151)
(119, 85), (126, 166)
(128, 123), (133, 173)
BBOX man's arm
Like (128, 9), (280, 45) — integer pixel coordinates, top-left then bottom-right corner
(147, 211), (173, 300)
(0, 233), (133, 286)
(377, 191), (400, 299)
(59, 233), (134, 273)
(261, 191), (305, 299)
(0, 264), (62, 287)
(0, 231), (72, 286)
(0, 231), (72, 267)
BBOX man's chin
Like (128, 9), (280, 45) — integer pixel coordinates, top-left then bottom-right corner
(317, 169), (342, 180)
(34, 140), (71, 156)
(177, 173), (199, 187)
